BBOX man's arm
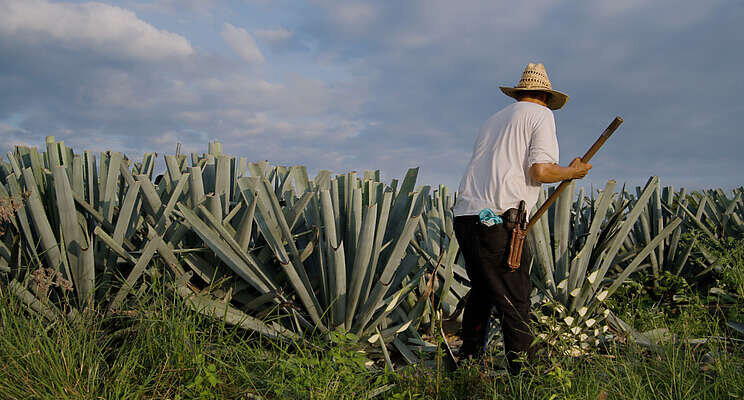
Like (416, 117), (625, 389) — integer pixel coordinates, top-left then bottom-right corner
(530, 157), (592, 183)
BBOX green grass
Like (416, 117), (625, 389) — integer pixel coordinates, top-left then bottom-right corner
(392, 304), (744, 400)
(1, 244), (743, 399)
(1, 284), (742, 400)
(715, 238), (744, 299)
(0, 279), (389, 399)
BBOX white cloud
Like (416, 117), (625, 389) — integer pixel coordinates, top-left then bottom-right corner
(311, 1), (377, 34)
(1, 0), (740, 190)
(132, 0), (218, 16)
(586, 0), (725, 28)
(0, 123), (38, 151)
(0, 0), (194, 61)
(255, 27), (293, 43)
(221, 23), (265, 64)
(333, 2), (376, 26)
(79, 71), (198, 111)
(413, 0), (557, 33)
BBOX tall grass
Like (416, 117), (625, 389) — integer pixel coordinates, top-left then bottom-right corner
(394, 311), (744, 399)
(0, 277), (388, 399)
(0, 290), (106, 398)
(717, 239), (744, 298)
(0, 258), (742, 399)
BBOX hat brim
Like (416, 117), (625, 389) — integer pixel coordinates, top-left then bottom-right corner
(499, 87), (569, 110)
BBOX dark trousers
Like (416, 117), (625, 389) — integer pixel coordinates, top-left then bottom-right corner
(453, 214), (534, 374)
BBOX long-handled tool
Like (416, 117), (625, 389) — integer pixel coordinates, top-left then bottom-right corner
(506, 116), (624, 270)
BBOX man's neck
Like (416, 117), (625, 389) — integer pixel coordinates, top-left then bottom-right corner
(518, 98), (548, 107)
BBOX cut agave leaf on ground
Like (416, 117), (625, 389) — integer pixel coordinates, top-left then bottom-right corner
(174, 284), (298, 340)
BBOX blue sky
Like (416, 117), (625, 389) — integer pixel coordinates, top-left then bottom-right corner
(1, 0), (742, 191)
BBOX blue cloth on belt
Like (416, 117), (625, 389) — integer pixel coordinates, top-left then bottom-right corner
(478, 208), (503, 226)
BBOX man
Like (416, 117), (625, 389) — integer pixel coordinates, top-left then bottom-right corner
(452, 63), (592, 374)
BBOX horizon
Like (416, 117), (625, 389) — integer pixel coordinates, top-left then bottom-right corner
(10, 135), (738, 195)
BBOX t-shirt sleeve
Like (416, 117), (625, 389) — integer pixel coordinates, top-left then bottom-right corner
(527, 111), (559, 167)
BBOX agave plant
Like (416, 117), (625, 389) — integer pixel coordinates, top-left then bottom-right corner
(0, 137), (454, 363)
(528, 177), (682, 353)
(670, 187), (744, 278)
(680, 187), (744, 241)
(408, 184), (470, 324)
(616, 180), (695, 282)
(4, 136), (737, 366)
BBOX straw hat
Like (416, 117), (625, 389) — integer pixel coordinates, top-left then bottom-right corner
(500, 63), (569, 110)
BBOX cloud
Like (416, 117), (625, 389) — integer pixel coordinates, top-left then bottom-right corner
(0, 0), (742, 192)
(585, 0), (726, 29)
(0, 0), (194, 61)
(309, 0), (378, 34)
(293, 0), (744, 189)
(255, 27), (293, 43)
(332, 2), (376, 28)
(131, 0), (218, 16)
(221, 23), (265, 64)
(0, 1), (369, 173)
(0, 123), (35, 151)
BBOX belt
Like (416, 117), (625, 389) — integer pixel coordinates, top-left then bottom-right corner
(455, 208), (519, 225)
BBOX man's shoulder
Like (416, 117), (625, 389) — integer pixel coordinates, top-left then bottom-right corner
(485, 102), (552, 126)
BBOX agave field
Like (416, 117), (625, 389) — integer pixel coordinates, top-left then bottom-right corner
(0, 136), (743, 376)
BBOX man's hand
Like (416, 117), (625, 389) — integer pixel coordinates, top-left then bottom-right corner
(530, 157), (593, 183)
(569, 157), (592, 179)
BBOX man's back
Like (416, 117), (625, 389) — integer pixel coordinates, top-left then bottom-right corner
(453, 101), (558, 216)
(452, 63), (590, 374)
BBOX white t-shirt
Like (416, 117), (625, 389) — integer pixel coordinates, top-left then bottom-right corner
(453, 101), (559, 217)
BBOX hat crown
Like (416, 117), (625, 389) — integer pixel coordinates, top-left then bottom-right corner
(515, 62), (552, 90)
(499, 62), (569, 110)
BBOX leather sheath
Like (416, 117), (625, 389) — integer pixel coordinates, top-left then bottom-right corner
(507, 228), (527, 271)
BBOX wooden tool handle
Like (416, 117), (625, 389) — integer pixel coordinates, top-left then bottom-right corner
(581, 117), (623, 163)
(526, 116), (623, 231)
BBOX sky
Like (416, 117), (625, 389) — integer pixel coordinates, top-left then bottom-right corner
(1, 0), (742, 192)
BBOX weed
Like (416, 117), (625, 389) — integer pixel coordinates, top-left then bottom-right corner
(0, 192), (27, 235)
